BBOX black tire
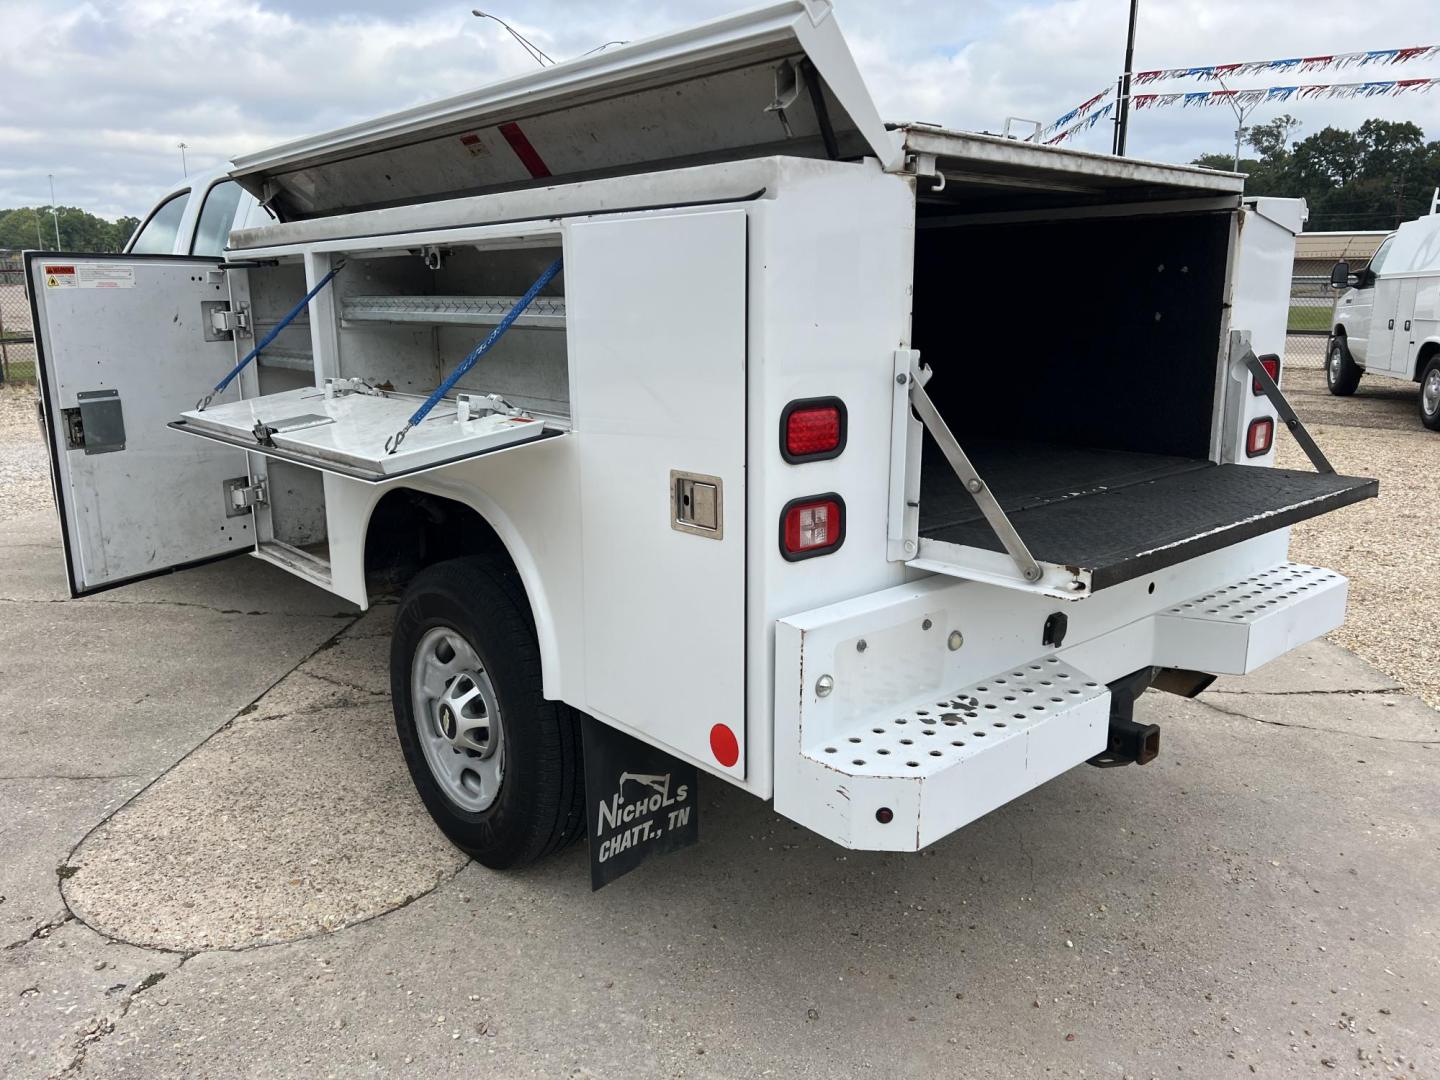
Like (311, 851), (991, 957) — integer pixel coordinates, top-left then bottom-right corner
(391, 555), (585, 868)
(1326, 335), (1362, 396)
(1420, 356), (1440, 432)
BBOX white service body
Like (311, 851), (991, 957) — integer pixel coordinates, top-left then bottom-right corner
(28, 0), (1375, 853)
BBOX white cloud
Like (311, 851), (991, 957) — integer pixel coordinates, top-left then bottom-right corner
(0, 0), (1436, 219)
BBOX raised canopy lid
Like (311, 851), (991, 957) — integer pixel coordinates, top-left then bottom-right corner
(229, 0), (901, 220)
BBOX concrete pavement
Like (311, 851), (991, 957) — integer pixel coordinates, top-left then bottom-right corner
(2, 509), (1437, 1078)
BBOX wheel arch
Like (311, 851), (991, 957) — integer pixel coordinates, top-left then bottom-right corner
(359, 481), (564, 698)
(1412, 339), (1440, 384)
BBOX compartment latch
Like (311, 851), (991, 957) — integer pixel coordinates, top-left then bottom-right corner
(671, 470), (723, 539)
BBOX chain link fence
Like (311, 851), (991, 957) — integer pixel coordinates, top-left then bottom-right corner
(1286, 233), (1388, 370)
(1287, 266), (1334, 370)
(1, 256), (37, 384)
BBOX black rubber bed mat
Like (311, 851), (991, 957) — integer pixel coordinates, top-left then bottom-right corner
(918, 441), (1377, 591)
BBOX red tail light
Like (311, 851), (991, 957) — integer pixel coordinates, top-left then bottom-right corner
(1246, 417), (1274, 457)
(1252, 354), (1281, 395)
(780, 494), (845, 560)
(781, 397), (847, 462)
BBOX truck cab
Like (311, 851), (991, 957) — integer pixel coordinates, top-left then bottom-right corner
(124, 170), (270, 257)
(1328, 213), (1440, 428)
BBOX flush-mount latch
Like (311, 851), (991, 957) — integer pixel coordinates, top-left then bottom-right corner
(671, 470), (722, 539)
(61, 389), (126, 454)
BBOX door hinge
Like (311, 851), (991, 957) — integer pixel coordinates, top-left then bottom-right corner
(223, 476), (268, 517)
(203, 300), (251, 341)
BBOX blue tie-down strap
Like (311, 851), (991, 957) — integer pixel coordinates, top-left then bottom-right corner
(385, 257), (563, 455)
(196, 261), (346, 411)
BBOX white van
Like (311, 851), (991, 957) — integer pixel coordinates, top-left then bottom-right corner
(1327, 211), (1440, 429)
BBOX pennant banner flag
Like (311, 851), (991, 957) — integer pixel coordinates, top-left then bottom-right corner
(1036, 87), (1113, 139)
(1043, 77), (1440, 145)
(1132, 45), (1439, 85)
(1041, 44), (1439, 139)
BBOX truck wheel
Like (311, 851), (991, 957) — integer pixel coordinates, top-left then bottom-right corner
(1326, 336), (1362, 396)
(390, 556), (585, 868)
(1421, 357), (1440, 431)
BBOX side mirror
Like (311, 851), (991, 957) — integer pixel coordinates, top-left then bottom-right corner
(1329, 260), (1351, 288)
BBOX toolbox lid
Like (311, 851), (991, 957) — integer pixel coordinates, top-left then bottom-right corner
(229, 0), (901, 220)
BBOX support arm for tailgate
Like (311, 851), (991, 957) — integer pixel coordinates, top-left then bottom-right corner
(1239, 341), (1334, 475)
(906, 360), (1043, 584)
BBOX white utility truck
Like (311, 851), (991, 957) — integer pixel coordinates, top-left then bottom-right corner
(1326, 208), (1440, 429)
(28, 1), (1376, 880)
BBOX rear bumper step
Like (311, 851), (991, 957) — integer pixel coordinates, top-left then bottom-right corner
(774, 552), (1349, 851)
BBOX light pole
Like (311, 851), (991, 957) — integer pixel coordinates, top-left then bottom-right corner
(178, 142), (189, 177)
(47, 174), (61, 248)
(1112, 0), (1140, 155)
(1213, 74), (1259, 171)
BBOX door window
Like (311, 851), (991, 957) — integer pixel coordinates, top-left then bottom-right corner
(190, 181), (244, 256)
(127, 191), (190, 254)
(1366, 236), (1395, 277)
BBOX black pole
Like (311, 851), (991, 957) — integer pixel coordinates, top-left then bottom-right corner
(1113, 0), (1140, 156)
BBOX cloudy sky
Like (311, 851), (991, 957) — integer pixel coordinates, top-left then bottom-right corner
(2, 0), (1437, 220)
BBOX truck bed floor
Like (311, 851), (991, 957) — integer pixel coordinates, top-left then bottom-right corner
(918, 441), (1377, 590)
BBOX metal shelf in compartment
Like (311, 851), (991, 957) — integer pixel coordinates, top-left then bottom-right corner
(256, 347), (315, 372)
(340, 294), (566, 329)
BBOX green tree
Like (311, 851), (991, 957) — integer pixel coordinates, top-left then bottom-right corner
(1193, 118), (1439, 230)
(0, 206), (139, 252)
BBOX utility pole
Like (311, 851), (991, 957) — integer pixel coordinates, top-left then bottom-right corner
(1112, 0), (1140, 155)
(178, 142), (189, 177)
(47, 174), (61, 248)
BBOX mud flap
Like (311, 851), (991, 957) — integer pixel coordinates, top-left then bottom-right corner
(581, 717), (699, 890)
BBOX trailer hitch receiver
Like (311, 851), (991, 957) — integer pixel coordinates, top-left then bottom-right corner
(1088, 667), (1160, 768)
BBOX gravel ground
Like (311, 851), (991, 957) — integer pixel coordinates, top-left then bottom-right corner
(0, 384), (50, 519)
(2, 363), (1433, 705)
(1275, 361), (1440, 708)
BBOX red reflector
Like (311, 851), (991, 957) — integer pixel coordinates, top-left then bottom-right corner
(780, 494), (845, 560)
(780, 397), (847, 462)
(709, 723), (740, 768)
(1246, 417), (1274, 457)
(1252, 354), (1281, 395)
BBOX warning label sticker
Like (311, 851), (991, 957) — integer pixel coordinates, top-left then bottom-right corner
(43, 263), (135, 289)
(457, 132), (489, 157)
(79, 264), (135, 289)
(42, 264), (77, 288)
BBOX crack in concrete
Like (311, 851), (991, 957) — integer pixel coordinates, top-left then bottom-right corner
(52, 955), (193, 1079)
(294, 668), (389, 700)
(4, 912), (74, 952)
(0, 773), (139, 782)
(1211, 686), (1406, 698)
(1196, 695), (1440, 745)
(0, 596), (354, 619)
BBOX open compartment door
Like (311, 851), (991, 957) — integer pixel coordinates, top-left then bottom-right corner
(228, 0), (899, 221)
(27, 253), (256, 596)
(172, 387), (563, 484)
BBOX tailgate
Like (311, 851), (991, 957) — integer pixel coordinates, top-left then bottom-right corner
(914, 442), (1376, 593)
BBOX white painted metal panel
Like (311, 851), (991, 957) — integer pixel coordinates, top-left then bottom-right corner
(27, 254), (253, 595)
(566, 209), (748, 776)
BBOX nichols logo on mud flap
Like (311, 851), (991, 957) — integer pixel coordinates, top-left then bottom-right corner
(582, 718), (699, 890)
